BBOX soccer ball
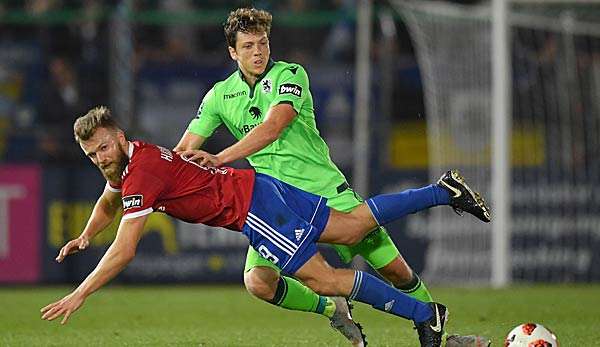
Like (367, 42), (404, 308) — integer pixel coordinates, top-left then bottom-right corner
(504, 323), (559, 347)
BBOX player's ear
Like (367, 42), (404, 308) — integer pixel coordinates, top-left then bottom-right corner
(116, 130), (127, 144)
(228, 46), (237, 61)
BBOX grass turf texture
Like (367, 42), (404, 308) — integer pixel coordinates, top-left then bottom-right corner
(2, 285), (598, 346)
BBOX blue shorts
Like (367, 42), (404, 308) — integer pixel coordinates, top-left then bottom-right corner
(242, 173), (331, 274)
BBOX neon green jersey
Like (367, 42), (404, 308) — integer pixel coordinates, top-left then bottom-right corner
(187, 60), (347, 197)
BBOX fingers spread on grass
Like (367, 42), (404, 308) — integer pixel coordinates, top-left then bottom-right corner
(41, 302), (58, 313)
(48, 307), (67, 322)
(61, 310), (72, 325)
(42, 305), (62, 320)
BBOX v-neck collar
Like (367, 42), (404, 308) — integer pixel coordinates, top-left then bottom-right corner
(238, 59), (275, 98)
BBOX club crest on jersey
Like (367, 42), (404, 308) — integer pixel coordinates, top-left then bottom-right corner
(261, 78), (272, 93)
(278, 83), (302, 97)
(122, 195), (143, 210)
(249, 106), (262, 120)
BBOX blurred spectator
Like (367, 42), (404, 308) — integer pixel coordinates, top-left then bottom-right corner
(162, 0), (197, 59)
(321, 0), (355, 63)
(25, 0), (55, 15)
(37, 57), (91, 163)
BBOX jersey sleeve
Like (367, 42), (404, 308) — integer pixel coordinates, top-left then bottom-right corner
(120, 170), (166, 220)
(270, 64), (309, 114)
(187, 86), (222, 138)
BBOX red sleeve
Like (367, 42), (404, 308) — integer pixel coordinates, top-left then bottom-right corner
(121, 170), (166, 220)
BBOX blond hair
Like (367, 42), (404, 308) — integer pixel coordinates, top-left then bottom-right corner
(224, 7), (272, 48)
(73, 106), (120, 143)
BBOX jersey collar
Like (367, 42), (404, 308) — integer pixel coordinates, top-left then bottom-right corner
(127, 141), (134, 159)
(238, 59), (275, 97)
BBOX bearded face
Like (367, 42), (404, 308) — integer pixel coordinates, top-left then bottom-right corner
(80, 127), (129, 184)
(98, 148), (128, 183)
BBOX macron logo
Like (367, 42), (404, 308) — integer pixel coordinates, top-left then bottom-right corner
(122, 195), (143, 210)
(295, 228), (304, 241)
(278, 83), (302, 97)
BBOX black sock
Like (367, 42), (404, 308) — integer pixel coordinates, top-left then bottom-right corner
(268, 277), (288, 305)
(397, 273), (422, 294)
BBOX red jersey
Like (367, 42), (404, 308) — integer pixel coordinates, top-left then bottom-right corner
(108, 141), (255, 231)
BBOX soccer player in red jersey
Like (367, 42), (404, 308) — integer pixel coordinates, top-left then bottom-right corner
(40, 107), (490, 347)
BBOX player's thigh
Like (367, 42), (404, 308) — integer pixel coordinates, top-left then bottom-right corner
(244, 245), (281, 273)
(294, 253), (354, 296)
(327, 189), (401, 268)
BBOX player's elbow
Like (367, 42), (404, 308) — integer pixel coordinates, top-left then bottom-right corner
(259, 119), (286, 143)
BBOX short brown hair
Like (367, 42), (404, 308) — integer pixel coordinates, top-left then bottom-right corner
(73, 106), (120, 143)
(224, 7), (272, 48)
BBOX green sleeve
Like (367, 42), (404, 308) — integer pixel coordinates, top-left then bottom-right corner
(187, 87), (221, 138)
(270, 65), (309, 114)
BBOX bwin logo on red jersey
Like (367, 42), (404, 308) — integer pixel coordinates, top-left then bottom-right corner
(122, 195), (143, 210)
(278, 83), (302, 97)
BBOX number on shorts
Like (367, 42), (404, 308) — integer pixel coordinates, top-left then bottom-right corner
(258, 245), (279, 264)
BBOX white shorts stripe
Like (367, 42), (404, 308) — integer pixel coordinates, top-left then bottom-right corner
(367, 199), (382, 226)
(308, 196), (323, 225)
(245, 217), (297, 256)
(246, 221), (295, 256)
(247, 212), (298, 251)
(246, 216), (297, 255)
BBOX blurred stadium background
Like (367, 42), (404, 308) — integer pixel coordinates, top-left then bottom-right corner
(2, 0), (600, 345)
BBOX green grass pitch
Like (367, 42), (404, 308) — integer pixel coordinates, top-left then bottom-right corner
(2, 284), (599, 346)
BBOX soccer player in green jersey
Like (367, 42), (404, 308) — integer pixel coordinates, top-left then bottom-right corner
(175, 7), (490, 347)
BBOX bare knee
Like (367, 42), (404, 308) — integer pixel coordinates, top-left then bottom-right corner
(244, 267), (279, 301)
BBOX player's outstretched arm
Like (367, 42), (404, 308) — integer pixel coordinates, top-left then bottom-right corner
(55, 187), (122, 262)
(41, 214), (149, 325)
(173, 131), (206, 152)
(214, 103), (296, 165)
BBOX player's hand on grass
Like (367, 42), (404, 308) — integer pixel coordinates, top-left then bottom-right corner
(178, 149), (223, 167)
(40, 291), (86, 325)
(56, 235), (89, 263)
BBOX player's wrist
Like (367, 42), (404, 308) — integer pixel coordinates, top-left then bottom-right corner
(73, 285), (91, 299)
(215, 153), (230, 165)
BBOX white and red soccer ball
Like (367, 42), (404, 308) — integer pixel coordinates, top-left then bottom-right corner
(504, 323), (559, 347)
